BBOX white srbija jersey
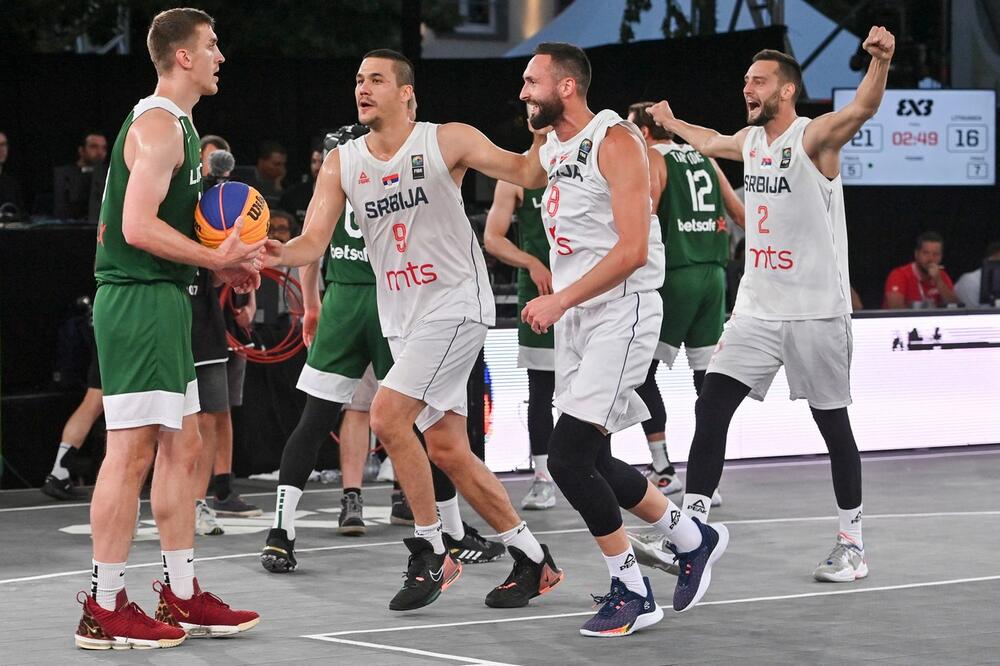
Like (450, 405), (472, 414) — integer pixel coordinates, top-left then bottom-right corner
(539, 109), (665, 307)
(338, 122), (495, 338)
(737, 116), (851, 320)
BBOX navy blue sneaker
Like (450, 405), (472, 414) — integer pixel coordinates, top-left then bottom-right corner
(579, 576), (663, 637)
(672, 517), (729, 612)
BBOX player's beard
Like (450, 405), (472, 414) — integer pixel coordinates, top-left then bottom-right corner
(747, 91), (780, 126)
(529, 95), (563, 129)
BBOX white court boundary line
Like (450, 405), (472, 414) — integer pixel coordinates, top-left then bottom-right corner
(306, 636), (520, 665)
(4, 510), (1000, 586)
(303, 573), (1000, 642)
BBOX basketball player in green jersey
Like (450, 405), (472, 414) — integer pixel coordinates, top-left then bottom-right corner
(77, 9), (263, 650)
(484, 118), (557, 511)
(628, 102), (745, 502)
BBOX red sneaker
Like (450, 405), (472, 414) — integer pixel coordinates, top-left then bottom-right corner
(153, 578), (260, 637)
(75, 590), (186, 650)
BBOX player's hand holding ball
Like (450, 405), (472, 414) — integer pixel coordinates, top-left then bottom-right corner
(863, 26), (895, 62)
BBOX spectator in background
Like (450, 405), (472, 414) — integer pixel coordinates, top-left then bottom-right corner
(200, 134), (231, 178)
(251, 140), (287, 208)
(53, 131), (108, 222)
(884, 231), (959, 308)
(0, 131), (25, 217)
(955, 240), (1000, 307)
(280, 145), (323, 230)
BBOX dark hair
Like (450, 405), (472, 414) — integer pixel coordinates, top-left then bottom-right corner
(752, 49), (803, 102)
(534, 42), (591, 96)
(986, 240), (1000, 258)
(80, 131), (105, 147)
(256, 140), (286, 161)
(200, 134), (230, 152)
(627, 102), (673, 141)
(147, 8), (214, 74)
(362, 49), (415, 87)
(915, 230), (944, 249)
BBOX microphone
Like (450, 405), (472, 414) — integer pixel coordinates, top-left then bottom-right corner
(208, 149), (235, 178)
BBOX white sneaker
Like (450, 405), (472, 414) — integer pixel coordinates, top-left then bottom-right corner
(813, 532), (868, 582)
(195, 499), (224, 536)
(643, 465), (683, 495)
(627, 530), (679, 576)
(377, 456), (395, 482)
(711, 489), (723, 507)
(520, 477), (556, 510)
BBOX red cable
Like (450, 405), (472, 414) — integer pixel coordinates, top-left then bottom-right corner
(219, 267), (305, 364)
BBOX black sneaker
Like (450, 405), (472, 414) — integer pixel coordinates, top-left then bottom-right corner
(672, 517), (729, 612)
(390, 491), (414, 526)
(211, 493), (263, 517)
(260, 528), (297, 573)
(444, 522), (505, 564)
(337, 491), (366, 536)
(484, 544), (564, 608)
(389, 537), (462, 611)
(41, 474), (82, 501)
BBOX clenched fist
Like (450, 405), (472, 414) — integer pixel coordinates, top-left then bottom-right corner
(648, 100), (676, 129)
(862, 25), (895, 62)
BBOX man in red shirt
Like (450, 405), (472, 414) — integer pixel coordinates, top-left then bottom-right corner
(884, 231), (959, 308)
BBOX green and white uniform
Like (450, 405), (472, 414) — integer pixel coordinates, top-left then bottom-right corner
(516, 186), (554, 371)
(93, 96), (202, 430)
(296, 203), (393, 403)
(652, 143), (730, 371)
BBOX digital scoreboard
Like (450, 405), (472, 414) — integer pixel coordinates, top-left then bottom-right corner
(833, 89), (996, 186)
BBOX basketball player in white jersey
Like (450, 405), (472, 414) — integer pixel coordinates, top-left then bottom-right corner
(519, 43), (728, 636)
(264, 49), (564, 612)
(649, 26), (895, 582)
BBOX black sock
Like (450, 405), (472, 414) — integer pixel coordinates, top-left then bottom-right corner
(343, 487), (361, 496)
(212, 473), (232, 500)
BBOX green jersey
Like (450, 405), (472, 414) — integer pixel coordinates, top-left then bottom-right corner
(95, 96), (202, 287)
(324, 204), (374, 285)
(515, 187), (549, 299)
(654, 143), (729, 270)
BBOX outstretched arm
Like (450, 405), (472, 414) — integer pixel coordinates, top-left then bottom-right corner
(437, 123), (547, 189)
(804, 26), (895, 177)
(648, 100), (750, 162)
(484, 180), (552, 295)
(266, 149), (347, 269)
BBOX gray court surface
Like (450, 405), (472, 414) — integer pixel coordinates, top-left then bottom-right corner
(2, 447), (999, 665)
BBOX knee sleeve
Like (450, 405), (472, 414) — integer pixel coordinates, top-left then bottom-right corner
(637, 360), (666, 435)
(811, 407), (862, 509)
(547, 415), (625, 537)
(594, 436), (648, 510)
(278, 395), (343, 489)
(684, 373), (749, 498)
(526, 370), (555, 457)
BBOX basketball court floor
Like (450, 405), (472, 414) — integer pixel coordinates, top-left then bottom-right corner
(2, 446), (998, 664)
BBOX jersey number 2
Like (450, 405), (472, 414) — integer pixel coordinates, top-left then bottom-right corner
(756, 205), (770, 234)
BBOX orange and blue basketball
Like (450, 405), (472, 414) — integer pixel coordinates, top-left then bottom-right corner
(194, 182), (270, 249)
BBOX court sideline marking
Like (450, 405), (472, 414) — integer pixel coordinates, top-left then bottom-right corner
(2, 510), (999, 586)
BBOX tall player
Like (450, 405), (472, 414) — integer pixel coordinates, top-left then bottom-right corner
(649, 26), (896, 582)
(484, 112), (557, 511)
(78, 9), (261, 650)
(627, 101), (744, 500)
(519, 43), (728, 636)
(264, 49), (563, 611)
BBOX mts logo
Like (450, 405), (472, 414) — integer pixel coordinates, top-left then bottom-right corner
(385, 262), (438, 290)
(748, 245), (794, 271)
(896, 98), (933, 116)
(547, 224), (573, 256)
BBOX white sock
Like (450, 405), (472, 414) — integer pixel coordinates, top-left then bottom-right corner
(649, 500), (703, 552)
(838, 504), (863, 549)
(532, 455), (550, 480)
(436, 496), (465, 540)
(499, 521), (544, 564)
(91, 560), (126, 611)
(681, 492), (712, 523)
(50, 443), (73, 480)
(162, 549), (195, 599)
(414, 521), (446, 554)
(273, 485), (303, 540)
(647, 438), (670, 472)
(604, 546), (646, 596)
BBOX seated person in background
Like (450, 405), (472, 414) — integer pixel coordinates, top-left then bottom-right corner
(955, 240), (1000, 307)
(53, 131), (108, 222)
(249, 140), (287, 208)
(883, 231), (959, 308)
(280, 145), (323, 229)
